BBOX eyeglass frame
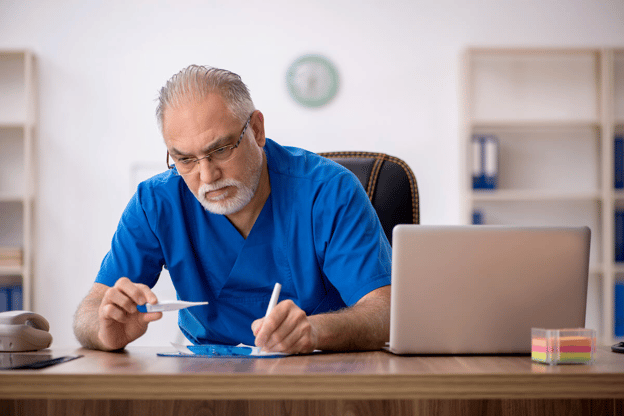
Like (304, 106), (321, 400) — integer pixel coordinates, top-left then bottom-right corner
(166, 113), (253, 174)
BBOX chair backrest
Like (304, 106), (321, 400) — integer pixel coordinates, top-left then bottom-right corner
(318, 151), (419, 244)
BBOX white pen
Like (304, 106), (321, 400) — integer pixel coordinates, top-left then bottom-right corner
(137, 300), (208, 313)
(265, 283), (282, 317)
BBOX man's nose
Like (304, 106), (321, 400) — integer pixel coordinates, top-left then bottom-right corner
(198, 157), (222, 184)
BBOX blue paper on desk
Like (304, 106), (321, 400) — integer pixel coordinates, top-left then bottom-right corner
(156, 284), (295, 359)
(157, 342), (289, 359)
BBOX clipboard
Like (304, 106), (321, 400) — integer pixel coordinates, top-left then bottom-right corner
(157, 343), (289, 359)
(0, 353), (82, 370)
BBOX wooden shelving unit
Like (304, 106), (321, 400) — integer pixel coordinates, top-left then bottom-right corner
(461, 47), (624, 346)
(0, 50), (36, 311)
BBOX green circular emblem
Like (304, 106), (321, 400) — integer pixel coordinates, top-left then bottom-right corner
(286, 55), (339, 108)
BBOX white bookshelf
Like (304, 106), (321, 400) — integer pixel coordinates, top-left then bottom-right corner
(0, 50), (36, 311)
(461, 48), (623, 346)
(613, 49), (624, 348)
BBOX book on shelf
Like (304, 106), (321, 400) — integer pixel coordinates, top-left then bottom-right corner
(616, 136), (624, 189)
(0, 284), (22, 312)
(616, 282), (624, 338)
(472, 135), (499, 190)
(0, 246), (22, 267)
(472, 210), (484, 225)
(617, 211), (624, 262)
(0, 259), (21, 267)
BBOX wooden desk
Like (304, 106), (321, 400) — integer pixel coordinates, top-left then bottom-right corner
(1, 346), (623, 416)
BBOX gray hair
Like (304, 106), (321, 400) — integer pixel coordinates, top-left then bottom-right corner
(156, 65), (255, 132)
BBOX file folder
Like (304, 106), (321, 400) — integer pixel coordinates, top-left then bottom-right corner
(10, 286), (22, 310)
(616, 136), (624, 189)
(0, 287), (8, 312)
(616, 210), (624, 262)
(0, 285), (23, 312)
(616, 283), (624, 337)
(472, 135), (499, 189)
(472, 210), (484, 225)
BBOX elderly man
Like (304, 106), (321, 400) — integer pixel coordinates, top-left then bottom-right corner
(73, 65), (391, 353)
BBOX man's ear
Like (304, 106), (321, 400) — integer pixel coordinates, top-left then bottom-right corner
(251, 110), (266, 147)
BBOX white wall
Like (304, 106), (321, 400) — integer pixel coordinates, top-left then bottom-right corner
(1, 0), (623, 347)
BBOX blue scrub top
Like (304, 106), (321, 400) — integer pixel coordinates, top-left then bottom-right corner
(96, 139), (392, 346)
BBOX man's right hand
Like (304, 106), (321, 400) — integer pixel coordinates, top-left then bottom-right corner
(97, 277), (162, 350)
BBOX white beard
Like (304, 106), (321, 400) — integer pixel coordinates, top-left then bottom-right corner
(197, 178), (255, 215)
(195, 156), (263, 215)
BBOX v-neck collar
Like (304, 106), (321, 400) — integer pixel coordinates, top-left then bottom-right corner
(211, 193), (274, 297)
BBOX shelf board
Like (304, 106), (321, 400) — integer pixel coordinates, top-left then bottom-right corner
(0, 193), (27, 203)
(0, 49), (29, 57)
(467, 47), (601, 56)
(0, 266), (22, 276)
(471, 189), (601, 202)
(0, 122), (27, 129)
(470, 120), (600, 130)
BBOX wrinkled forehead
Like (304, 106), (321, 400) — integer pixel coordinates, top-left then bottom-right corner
(164, 93), (238, 130)
(163, 95), (245, 154)
(162, 86), (240, 123)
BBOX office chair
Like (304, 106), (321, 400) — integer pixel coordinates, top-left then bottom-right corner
(318, 151), (419, 244)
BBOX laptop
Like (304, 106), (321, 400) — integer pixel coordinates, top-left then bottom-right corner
(386, 225), (591, 355)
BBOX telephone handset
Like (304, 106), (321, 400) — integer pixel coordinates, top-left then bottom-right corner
(0, 311), (53, 351)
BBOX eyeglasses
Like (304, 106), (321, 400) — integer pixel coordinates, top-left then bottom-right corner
(167, 114), (252, 176)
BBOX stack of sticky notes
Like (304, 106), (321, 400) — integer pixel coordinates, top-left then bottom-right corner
(531, 328), (596, 365)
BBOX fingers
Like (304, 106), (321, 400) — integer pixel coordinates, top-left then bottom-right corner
(99, 277), (159, 321)
(142, 311), (163, 322)
(253, 300), (316, 354)
(95, 278), (162, 351)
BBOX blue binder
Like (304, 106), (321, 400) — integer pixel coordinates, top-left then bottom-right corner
(616, 283), (624, 337)
(0, 287), (9, 312)
(11, 285), (22, 310)
(472, 135), (499, 189)
(617, 210), (624, 262)
(616, 136), (624, 189)
(0, 285), (22, 311)
(472, 210), (484, 225)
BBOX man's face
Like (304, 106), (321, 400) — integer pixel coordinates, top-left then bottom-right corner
(162, 94), (264, 215)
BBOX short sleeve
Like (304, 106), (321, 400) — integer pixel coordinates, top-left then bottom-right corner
(312, 170), (392, 306)
(95, 185), (165, 288)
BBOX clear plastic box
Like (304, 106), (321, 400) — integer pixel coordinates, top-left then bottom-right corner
(531, 328), (596, 365)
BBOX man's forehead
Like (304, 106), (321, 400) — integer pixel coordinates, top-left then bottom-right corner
(163, 95), (238, 138)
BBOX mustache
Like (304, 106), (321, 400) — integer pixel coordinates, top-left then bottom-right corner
(199, 179), (241, 193)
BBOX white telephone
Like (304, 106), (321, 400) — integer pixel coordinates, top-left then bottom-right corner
(0, 311), (53, 352)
